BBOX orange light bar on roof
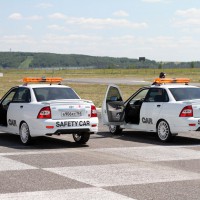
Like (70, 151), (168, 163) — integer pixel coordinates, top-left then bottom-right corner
(154, 78), (190, 84)
(23, 77), (63, 83)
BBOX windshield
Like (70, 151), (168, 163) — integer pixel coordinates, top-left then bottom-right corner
(169, 87), (200, 101)
(33, 87), (80, 102)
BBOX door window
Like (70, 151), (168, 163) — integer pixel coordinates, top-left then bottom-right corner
(129, 89), (149, 105)
(12, 88), (31, 103)
(106, 86), (122, 102)
(2, 88), (18, 107)
(145, 88), (169, 102)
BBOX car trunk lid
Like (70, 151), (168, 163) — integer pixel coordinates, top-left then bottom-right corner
(43, 99), (92, 120)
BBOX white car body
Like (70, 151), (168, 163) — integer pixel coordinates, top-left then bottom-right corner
(102, 82), (200, 142)
(0, 83), (98, 144)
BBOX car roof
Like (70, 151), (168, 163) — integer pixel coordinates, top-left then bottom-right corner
(150, 84), (198, 89)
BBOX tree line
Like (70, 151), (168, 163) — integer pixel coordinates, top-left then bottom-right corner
(0, 52), (199, 69)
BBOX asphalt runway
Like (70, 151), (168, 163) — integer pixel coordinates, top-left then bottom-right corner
(64, 77), (200, 86)
(64, 78), (151, 85)
(0, 112), (200, 199)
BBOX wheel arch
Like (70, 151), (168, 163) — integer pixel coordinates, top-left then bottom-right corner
(156, 118), (169, 130)
(156, 118), (177, 134)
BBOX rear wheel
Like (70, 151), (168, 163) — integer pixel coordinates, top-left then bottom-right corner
(19, 122), (32, 145)
(73, 133), (90, 144)
(109, 125), (123, 135)
(157, 120), (172, 142)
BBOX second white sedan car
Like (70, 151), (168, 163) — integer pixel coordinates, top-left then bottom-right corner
(0, 77), (98, 145)
(102, 78), (200, 142)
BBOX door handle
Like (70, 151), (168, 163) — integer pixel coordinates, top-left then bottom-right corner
(20, 105), (23, 109)
(157, 105), (161, 107)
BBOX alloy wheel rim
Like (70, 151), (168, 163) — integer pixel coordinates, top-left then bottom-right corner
(109, 125), (116, 133)
(73, 134), (81, 141)
(20, 123), (29, 143)
(158, 121), (169, 140)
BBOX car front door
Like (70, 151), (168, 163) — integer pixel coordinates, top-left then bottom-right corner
(124, 88), (149, 125)
(140, 88), (169, 132)
(0, 87), (18, 126)
(102, 85), (125, 125)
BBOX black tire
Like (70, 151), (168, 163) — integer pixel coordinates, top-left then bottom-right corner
(157, 120), (172, 142)
(73, 133), (90, 144)
(109, 125), (123, 135)
(19, 122), (32, 145)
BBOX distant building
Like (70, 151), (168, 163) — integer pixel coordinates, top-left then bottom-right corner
(0, 73), (3, 77)
(139, 57), (145, 62)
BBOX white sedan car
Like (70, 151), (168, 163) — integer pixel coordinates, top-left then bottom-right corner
(0, 77), (98, 145)
(102, 78), (200, 142)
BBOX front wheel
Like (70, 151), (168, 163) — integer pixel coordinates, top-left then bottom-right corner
(157, 120), (172, 142)
(109, 125), (123, 135)
(73, 133), (90, 144)
(19, 122), (32, 145)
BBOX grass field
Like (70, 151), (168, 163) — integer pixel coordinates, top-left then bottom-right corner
(0, 68), (199, 107)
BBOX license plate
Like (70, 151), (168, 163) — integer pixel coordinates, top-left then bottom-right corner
(61, 111), (82, 117)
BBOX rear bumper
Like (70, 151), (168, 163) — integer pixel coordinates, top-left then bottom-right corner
(29, 117), (98, 137)
(170, 117), (200, 133)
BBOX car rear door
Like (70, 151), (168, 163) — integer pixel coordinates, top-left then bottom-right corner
(102, 85), (125, 125)
(7, 87), (31, 134)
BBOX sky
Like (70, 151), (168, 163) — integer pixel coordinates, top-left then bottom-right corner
(0, 0), (200, 62)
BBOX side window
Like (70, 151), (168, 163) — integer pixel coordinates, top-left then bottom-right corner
(2, 88), (18, 106)
(106, 86), (122, 102)
(145, 88), (169, 102)
(13, 88), (31, 103)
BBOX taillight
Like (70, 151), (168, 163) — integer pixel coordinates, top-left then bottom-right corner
(179, 105), (193, 117)
(91, 105), (97, 117)
(37, 106), (51, 119)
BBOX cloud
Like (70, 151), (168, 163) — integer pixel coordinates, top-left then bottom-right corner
(112, 10), (129, 17)
(36, 3), (53, 8)
(67, 17), (147, 29)
(49, 13), (67, 20)
(25, 25), (33, 30)
(8, 13), (43, 20)
(9, 13), (23, 20)
(28, 15), (43, 20)
(141, 0), (163, 3)
(42, 34), (102, 44)
(48, 13), (147, 29)
(173, 8), (200, 28)
(175, 8), (200, 18)
(47, 24), (65, 31)
(0, 35), (35, 44)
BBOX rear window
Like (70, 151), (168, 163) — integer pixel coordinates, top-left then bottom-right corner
(169, 87), (200, 101)
(33, 87), (80, 102)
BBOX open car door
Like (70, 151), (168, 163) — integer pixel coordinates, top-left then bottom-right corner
(102, 85), (125, 125)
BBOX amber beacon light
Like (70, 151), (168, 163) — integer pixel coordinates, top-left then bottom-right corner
(23, 77), (63, 84)
(154, 78), (190, 84)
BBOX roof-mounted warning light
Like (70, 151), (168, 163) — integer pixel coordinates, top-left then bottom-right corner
(154, 78), (190, 85)
(23, 77), (63, 85)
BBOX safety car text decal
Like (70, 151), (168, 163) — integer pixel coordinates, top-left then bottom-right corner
(56, 120), (90, 127)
